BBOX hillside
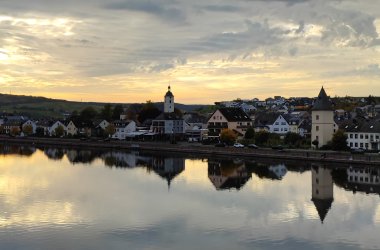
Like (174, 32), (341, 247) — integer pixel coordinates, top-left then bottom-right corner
(0, 93), (208, 119)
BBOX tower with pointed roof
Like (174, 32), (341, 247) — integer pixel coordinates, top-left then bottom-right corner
(311, 165), (334, 223)
(311, 87), (336, 148)
(164, 85), (174, 113)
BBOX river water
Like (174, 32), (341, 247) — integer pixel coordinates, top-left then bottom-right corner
(0, 144), (380, 249)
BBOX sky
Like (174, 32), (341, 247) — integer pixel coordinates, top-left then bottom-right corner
(0, 0), (379, 104)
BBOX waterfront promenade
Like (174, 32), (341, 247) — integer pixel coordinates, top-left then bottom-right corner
(1, 137), (380, 166)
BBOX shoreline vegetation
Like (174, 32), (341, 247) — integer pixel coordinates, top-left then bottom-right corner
(1, 137), (379, 166)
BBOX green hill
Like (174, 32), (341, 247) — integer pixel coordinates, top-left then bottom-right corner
(0, 93), (208, 119)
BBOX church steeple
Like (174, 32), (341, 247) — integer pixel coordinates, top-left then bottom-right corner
(164, 85), (174, 113)
(312, 86), (333, 111)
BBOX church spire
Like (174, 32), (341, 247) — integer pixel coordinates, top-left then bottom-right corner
(312, 86), (333, 111)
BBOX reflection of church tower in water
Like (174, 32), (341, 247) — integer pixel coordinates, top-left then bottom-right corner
(311, 165), (334, 223)
(151, 157), (185, 188)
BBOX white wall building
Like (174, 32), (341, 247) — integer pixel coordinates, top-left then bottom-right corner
(311, 87), (337, 148)
(345, 119), (380, 150)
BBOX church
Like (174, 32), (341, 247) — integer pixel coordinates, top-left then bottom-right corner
(151, 86), (186, 136)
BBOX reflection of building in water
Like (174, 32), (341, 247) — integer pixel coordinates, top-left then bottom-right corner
(250, 163), (287, 181)
(150, 157), (185, 187)
(0, 145), (36, 156)
(208, 160), (251, 190)
(63, 149), (98, 164)
(44, 148), (64, 160)
(311, 165), (334, 223)
(268, 164), (287, 180)
(102, 151), (139, 168)
(346, 166), (380, 195)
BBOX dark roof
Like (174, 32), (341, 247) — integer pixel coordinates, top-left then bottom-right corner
(165, 86), (174, 98)
(154, 112), (183, 121)
(344, 118), (380, 133)
(312, 87), (333, 111)
(254, 112), (279, 126)
(312, 198), (333, 223)
(217, 108), (251, 122)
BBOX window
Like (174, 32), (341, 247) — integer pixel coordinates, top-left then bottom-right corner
(365, 143), (369, 148)
(350, 134), (353, 138)
(316, 115), (319, 120)
(360, 134), (363, 139)
(350, 142), (353, 147)
(274, 128), (279, 132)
(365, 134), (368, 139)
(281, 122), (286, 125)
(355, 134), (358, 139)
(275, 122), (279, 125)
(360, 143), (364, 148)
(316, 126), (319, 131)
(355, 143), (358, 147)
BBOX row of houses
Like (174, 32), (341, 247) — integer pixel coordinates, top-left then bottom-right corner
(207, 107), (312, 139)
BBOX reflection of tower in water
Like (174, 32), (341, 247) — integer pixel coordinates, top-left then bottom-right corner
(151, 157), (185, 188)
(311, 165), (334, 223)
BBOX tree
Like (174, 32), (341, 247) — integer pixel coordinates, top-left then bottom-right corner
(54, 125), (65, 137)
(312, 139), (319, 149)
(284, 132), (302, 146)
(80, 107), (98, 123)
(36, 127), (45, 137)
(220, 129), (237, 144)
(22, 124), (34, 136)
(138, 101), (161, 123)
(112, 104), (124, 120)
(255, 131), (270, 145)
(100, 104), (113, 121)
(10, 127), (21, 136)
(331, 130), (349, 151)
(104, 124), (116, 137)
(174, 108), (183, 118)
(244, 127), (255, 140)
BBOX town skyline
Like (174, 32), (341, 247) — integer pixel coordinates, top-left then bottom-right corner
(1, 0), (380, 103)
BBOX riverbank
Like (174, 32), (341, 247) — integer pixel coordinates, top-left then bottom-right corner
(1, 137), (379, 165)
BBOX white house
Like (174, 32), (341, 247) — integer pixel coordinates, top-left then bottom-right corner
(48, 121), (67, 136)
(22, 120), (37, 135)
(207, 107), (252, 138)
(65, 121), (78, 136)
(268, 114), (290, 134)
(112, 120), (136, 140)
(345, 119), (380, 150)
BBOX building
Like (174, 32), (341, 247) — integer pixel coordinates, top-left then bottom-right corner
(207, 107), (252, 138)
(268, 114), (290, 135)
(311, 87), (337, 148)
(311, 165), (334, 223)
(151, 86), (186, 135)
(345, 118), (380, 150)
(208, 160), (251, 190)
(112, 120), (136, 140)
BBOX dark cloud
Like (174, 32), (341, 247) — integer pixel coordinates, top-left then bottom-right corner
(199, 5), (242, 13)
(104, 0), (187, 23)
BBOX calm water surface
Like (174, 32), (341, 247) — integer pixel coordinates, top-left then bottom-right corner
(0, 144), (380, 249)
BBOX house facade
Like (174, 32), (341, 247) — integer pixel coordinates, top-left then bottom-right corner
(345, 119), (380, 150)
(268, 114), (290, 134)
(207, 108), (252, 138)
(112, 120), (136, 140)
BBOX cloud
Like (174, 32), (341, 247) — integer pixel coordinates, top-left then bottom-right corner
(104, 0), (187, 23)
